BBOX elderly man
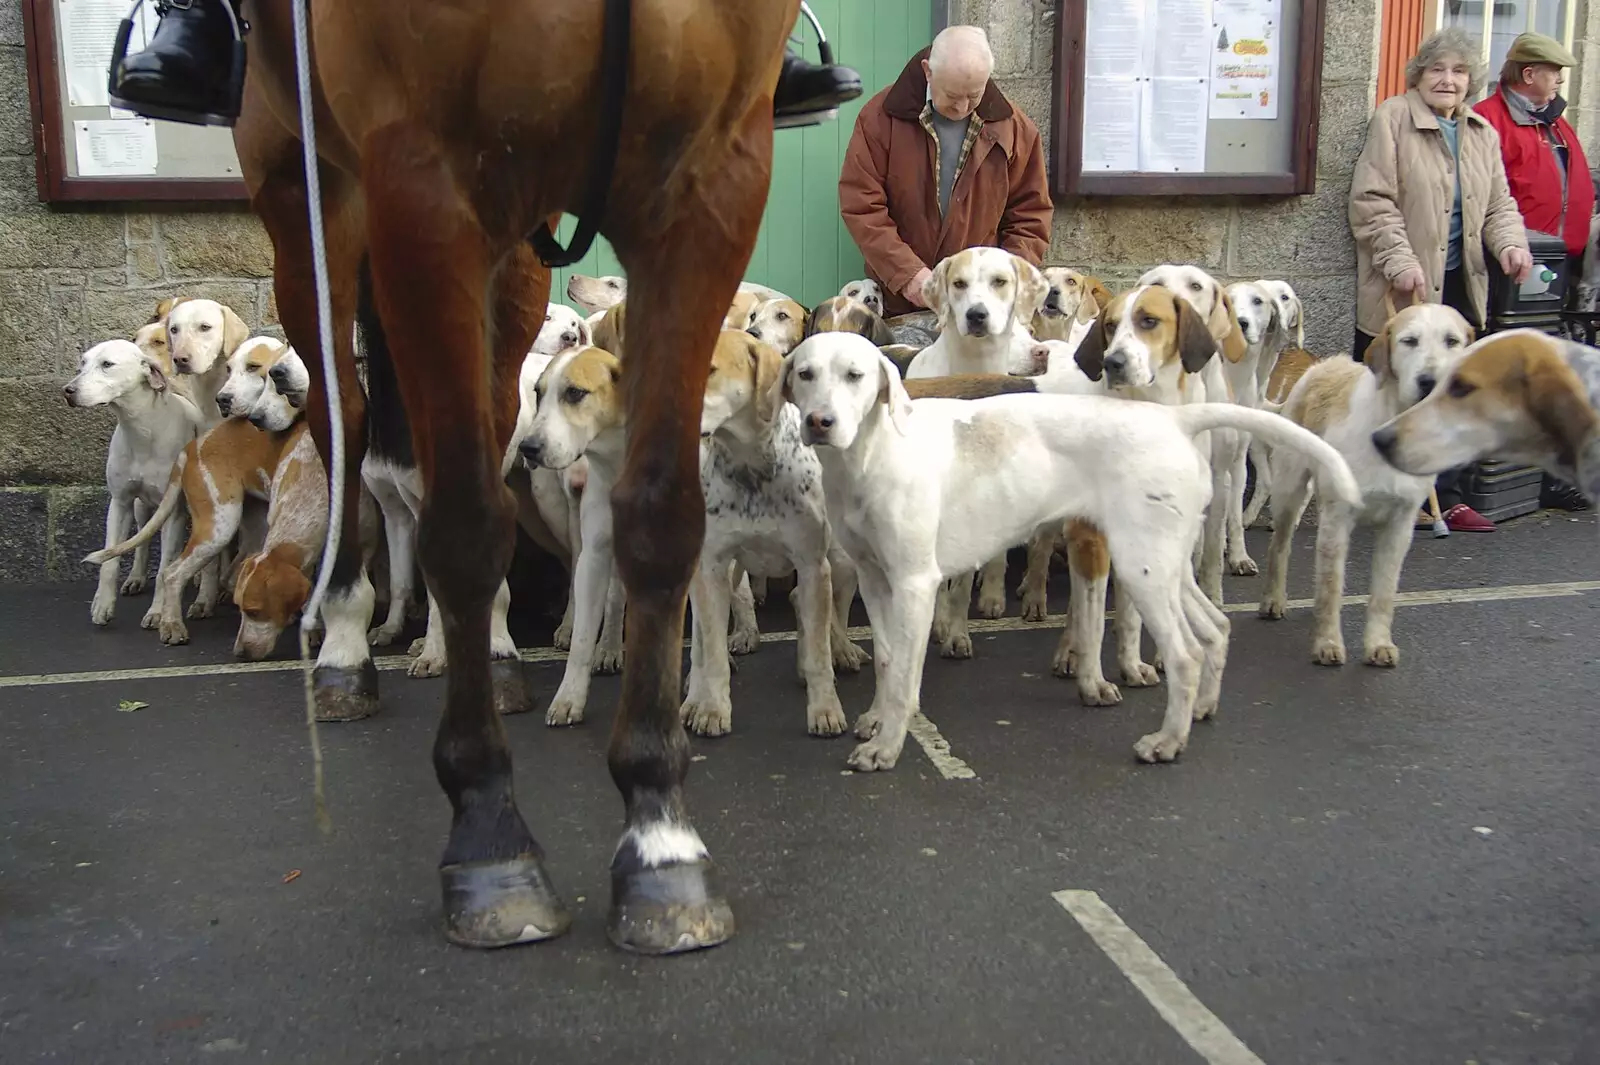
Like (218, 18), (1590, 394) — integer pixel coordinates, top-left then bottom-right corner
(1474, 31), (1595, 511)
(838, 25), (1053, 317)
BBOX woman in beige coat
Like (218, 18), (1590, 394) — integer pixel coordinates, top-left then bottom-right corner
(1348, 27), (1533, 531)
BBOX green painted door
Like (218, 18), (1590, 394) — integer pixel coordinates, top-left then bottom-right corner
(548, 0), (935, 311)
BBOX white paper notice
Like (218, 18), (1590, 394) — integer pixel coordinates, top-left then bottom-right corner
(74, 119), (158, 175)
(1141, 78), (1208, 171)
(1147, 0), (1214, 79)
(1081, 77), (1142, 171)
(1084, 0), (1145, 78)
(1209, 0), (1281, 119)
(60, 0), (150, 108)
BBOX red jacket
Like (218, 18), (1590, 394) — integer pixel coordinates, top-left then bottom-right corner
(1474, 86), (1594, 256)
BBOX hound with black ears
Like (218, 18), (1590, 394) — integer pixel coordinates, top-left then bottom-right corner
(780, 331), (1359, 768)
(908, 246), (1052, 653)
(681, 331), (867, 739)
(64, 339), (205, 628)
(1258, 302), (1475, 668)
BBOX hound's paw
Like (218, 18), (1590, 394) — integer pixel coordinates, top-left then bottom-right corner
(1134, 730), (1184, 763)
(1078, 679), (1122, 707)
(1201, 583), (1225, 609)
(158, 618), (190, 646)
(545, 694), (586, 727)
(91, 595), (115, 627)
(1020, 591), (1050, 622)
(831, 636), (870, 673)
(1363, 642), (1400, 668)
(930, 617), (952, 646)
(976, 590), (1007, 620)
(591, 647), (623, 675)
(847, 735), (903, 772)
(140, 607), (160, 630)
(408, 648), (446, 678)
(853, 708), (883, 740)
(728, 626), (761, 656)
(367, 625), (401, 647)
(807, 695), (848, 738)
(407, 636), (427, 657)
(1193, 696), (1219, 722)
(186, 599), (216, 620)
(1151, 651), (1166, 673)
(749, 577), (768, 607)
(1312, 637), (1347, 666)
(1120, 661), (1161, 687)
(682, 697), (731, 737)
(552, 620), (573, 650)
(940, 633), (973, 659)
(1257, 595), (1287, 620)
(1228, 556), (1259, 577)
(120, 574), (147, 596)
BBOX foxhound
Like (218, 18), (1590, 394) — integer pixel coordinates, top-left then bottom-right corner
(839, 278), (884, 317)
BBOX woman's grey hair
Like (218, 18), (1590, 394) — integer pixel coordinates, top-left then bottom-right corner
(1406, 28), (1485, 101)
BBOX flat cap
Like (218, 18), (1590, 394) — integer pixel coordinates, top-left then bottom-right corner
(1505, 32), (1577, 69)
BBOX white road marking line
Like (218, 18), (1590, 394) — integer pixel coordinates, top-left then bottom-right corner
(1053, 890), (1267, 1065)
(907, 711), (977, 780)
(4, 578), (1597, 690)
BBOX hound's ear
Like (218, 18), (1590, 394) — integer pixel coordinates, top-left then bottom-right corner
(1211, 285), (1248, 363)
(152, 296), (179, 323)
(1086, 277), (1114, 317)
(803, 307), (820, 338)
(1365, 325), (1393, 383)
(1176, 295), (1220, 374)
(751, 337), (785, 424)
(774, 350), (798, 408)
(877, 352), (913, 435)
(144, 358), (168, 393)
(1527, 352), (1600, 468)
(1012, 257), (1049, 325)
(1262, 297), (1289, 352)
(924, 258), (953, 324)
(593, 302), (625, 355)
(1073, 308), (1111, 381)
(576, 316), (592, 348)
(866, 311), (897, 348)
(221, 305), (250, 356)
(1286, 292), (1306, 348)
(1075, 290), (1100, 324)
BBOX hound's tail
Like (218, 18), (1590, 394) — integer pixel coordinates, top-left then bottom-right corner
(82, 448), (190, 565)
(1171, 404), (1360, 508)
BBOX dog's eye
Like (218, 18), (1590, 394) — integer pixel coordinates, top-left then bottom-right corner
(777, 312), (790, 322)
(952, 280), (968, 290)
(544, 314), (552, 322)
(797, 368), (815, 381)
(198, 323), (212, 331)
(1139, 315), (1159, 330)
(1444, 335), (1461, 348)
(992, 277), (1008, 287)
(1447, 377), (1475, 398)
(607, 280), (620, 289)
(1401, 336), (1419, 346)
(845, 369), (864, 382)
(1065, 278), (1077, 287)
(1189, 282), (1202, 291)
(561, 385), (589, 404)
(101, 361), (113, 369)
(1253, 297), (1264, 306)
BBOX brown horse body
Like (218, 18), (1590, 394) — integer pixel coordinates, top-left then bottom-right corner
(235, 0), (799, 952)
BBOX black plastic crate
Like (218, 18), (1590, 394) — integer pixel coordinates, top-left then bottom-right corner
(1459, 457), (1544, 522)
(1487, 228), (1570, 318)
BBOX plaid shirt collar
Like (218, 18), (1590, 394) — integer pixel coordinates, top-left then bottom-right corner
(920, 88), (984, 213)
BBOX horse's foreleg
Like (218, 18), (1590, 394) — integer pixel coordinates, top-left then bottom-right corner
(364, 125), (568, 949)
(603, 112), (774, 956)
(253, 147), (377, 721)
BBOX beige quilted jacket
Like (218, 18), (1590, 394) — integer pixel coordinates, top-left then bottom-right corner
(1349, 89), (1528, 337)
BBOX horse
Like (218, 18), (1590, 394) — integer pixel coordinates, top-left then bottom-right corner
(234, 0), (801, 953)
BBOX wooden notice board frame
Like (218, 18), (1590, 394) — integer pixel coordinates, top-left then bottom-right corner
(1050, 0), (1328, 197)
(23, 0), (249, 203)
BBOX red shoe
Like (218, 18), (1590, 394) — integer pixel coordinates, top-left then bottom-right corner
(1442, 503), (1495, 532)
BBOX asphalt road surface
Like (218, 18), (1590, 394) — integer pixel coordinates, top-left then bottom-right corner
(3, 511), (1598, 1064)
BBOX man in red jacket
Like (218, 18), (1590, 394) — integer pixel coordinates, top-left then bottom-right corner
(1475, 31), (1595, 510)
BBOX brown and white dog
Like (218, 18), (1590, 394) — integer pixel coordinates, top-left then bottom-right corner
(806, 295), (899, 348)
(1030, 267), (1107, 345)
(1259, 302), (1473, 668)
(1374, 327), (1600, 506)
(745, 297), (808, 355)
(838, 279), (884, 317)
(164, 296), (252, 428)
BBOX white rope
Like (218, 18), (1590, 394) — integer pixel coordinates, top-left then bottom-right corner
(289, 0), (341, 834)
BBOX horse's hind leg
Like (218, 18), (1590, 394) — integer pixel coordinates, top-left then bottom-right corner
(364, 126), (567, 948)
(250, 141), (377, 721)
(603, 111), (775, 956)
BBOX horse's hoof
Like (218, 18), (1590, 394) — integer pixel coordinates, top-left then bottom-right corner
(312, 662), (380, 722)
(608, 861), (735, 956)
(440, 855), (572, 949)
(491, 657), (533, 715)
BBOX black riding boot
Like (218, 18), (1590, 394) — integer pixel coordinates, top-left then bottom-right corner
(774, 49), (862, 128)
(109, 0), (244, 127)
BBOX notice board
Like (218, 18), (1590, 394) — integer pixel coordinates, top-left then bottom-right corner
(23, 0), (249, 202)
(1051, 0), (1327, 196)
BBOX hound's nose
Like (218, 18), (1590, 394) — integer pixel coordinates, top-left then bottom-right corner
(746, 327), (762, 340)
(1044, 290), (1062, 309)
(965, 306), (989, 328)
(1237, 317), (1249, 332)
(1371, 426), (1398, 457)
(268, 363), (289, 384)
(1416, 373), (1438, 397)
(173, 356), (191, 372)
(216, 394), (233, 416)
(518, 437), (544, 466)
(805, 412), (835, 433)
(560, 331), (579, 348)
(1104, 351), (1128, 375)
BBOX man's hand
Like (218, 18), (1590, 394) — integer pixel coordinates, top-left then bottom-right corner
(902, 267), (932, 310)
(1393, 266), (1426, 296)
(1500, 246), (1533, 284)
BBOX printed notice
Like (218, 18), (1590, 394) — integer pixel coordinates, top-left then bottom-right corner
(1209, 0), (1281, 119)
(1147, 0), (1213, 79)
(1081, 77), (1141, 171)
(1141, 78), (1208, 171)
(1085, 0), (1145, 78)
(60, 0), (150, 108)
(74, 119), (158, 175)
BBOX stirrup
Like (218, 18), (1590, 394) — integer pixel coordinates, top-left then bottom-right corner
(778, 1), (845, 132)
(106, 0), (249, 127)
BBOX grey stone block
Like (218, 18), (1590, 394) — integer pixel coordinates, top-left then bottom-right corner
(0, 161), (127, 271)
(1316, 81), (1373, 182)
(1227, 185), (1356, 276)
(983, 0), (1035, 76)
(1050, 200), (1229, 272)
(0, 45), (32, 158)
(996, 76), (1053, 155)
(48, 485), (113, 580)
(1320, 0), (1379, 85)
(0, 271), (56, 377)
(1269, 272), (1358, 355)
(79, 280), (262, 347)
(0, 377), (113, 486)
(0, 0), (21, 47)
(158, 212), (276, 281)
(0, 487), (48, 583)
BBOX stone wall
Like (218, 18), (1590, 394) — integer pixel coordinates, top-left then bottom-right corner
(0, 1), (277, 580)
(952, 0), (1380, 356)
